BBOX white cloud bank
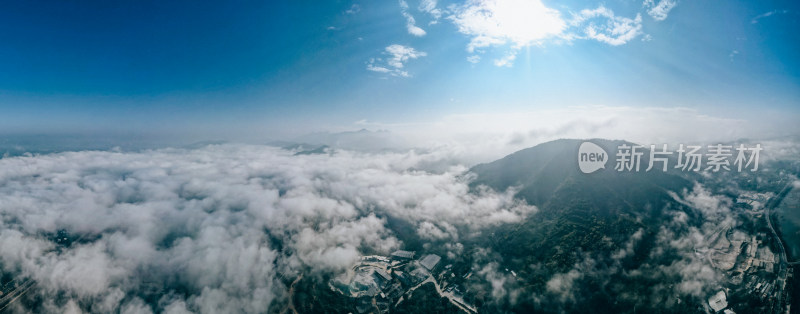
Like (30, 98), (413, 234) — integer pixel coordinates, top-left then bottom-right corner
(353, 105), (800, 165)
(0, 144), (535, 313)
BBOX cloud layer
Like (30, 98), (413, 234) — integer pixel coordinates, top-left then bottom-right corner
(0, 144), (535, 313)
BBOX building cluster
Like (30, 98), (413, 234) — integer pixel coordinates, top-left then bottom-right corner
(710, 229), (777, 276)
(330, 249), (476, 314)
(703, 197), (790, 313)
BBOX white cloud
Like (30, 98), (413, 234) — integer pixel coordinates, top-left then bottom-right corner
(352, 105), (800, 166)
(546, 269), (581, 303)
(345, 4), (360, 15)
(493, 52), (517, 67)
(450, 0), (565, 66)
(573, 6), (643, 46)
(366, 59), (391, 73)
(400, 0), (427, 36)
(367, 44), (427, 77)
(451, 0), (566, 49)
(0, 143), (536, 312)
(449, 1), (645, 66)
(407, 25), (427, 37)
(669, 183), (733, 221)
(729, 50), (739, 61)
(418, 0), (442, 24)
(386, 44), (426, 67)
(751, 9), (790, 24)
(643, 0), (678, 21)
(476, 262), (521, 304)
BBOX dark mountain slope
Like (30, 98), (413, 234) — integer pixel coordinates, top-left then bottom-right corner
(466, 139), (701, 312)
(470, 138), (692, 216)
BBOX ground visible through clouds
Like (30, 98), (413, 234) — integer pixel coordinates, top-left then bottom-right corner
(0, 144), (534, 313)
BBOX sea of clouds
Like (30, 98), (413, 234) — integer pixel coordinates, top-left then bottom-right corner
(0, 144), (536, 313)
(1, 134), (795, 313)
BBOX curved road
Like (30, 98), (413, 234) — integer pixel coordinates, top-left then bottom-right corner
(765, 182), (798, 264)
(764, 181), (796, 312)
(399, 275), (476, 314)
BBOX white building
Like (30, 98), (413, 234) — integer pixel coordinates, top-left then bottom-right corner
(708, 290), (728, 312)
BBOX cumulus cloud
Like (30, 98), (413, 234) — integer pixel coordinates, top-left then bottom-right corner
(367, 44), (427, 77)
(644, 0), (678, 21)
(0, 144), (536, 313)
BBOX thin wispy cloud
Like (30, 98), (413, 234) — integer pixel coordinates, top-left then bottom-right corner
(729, 50), (739, 61)
(418, 0), (442, 24)
(751, 9), (790, 24)
(493, 51), (517, 67)
(345, 3), (360, 15)
(572, 6), (643, 46)
(399, 0), (427, 36)
(367, 44), (427, 77)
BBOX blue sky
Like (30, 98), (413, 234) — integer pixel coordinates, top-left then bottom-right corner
(0, 0), (798, 140)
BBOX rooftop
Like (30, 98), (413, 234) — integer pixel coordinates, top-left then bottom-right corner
(708, 290), (728, 312)
(391, 250), (415, 259)
(420, 254), (441, 271)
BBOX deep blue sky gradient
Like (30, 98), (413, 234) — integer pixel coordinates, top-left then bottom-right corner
(0, 0), (798, 138)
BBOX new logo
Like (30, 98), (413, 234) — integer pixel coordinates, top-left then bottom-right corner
(578, 142), (608, 174)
